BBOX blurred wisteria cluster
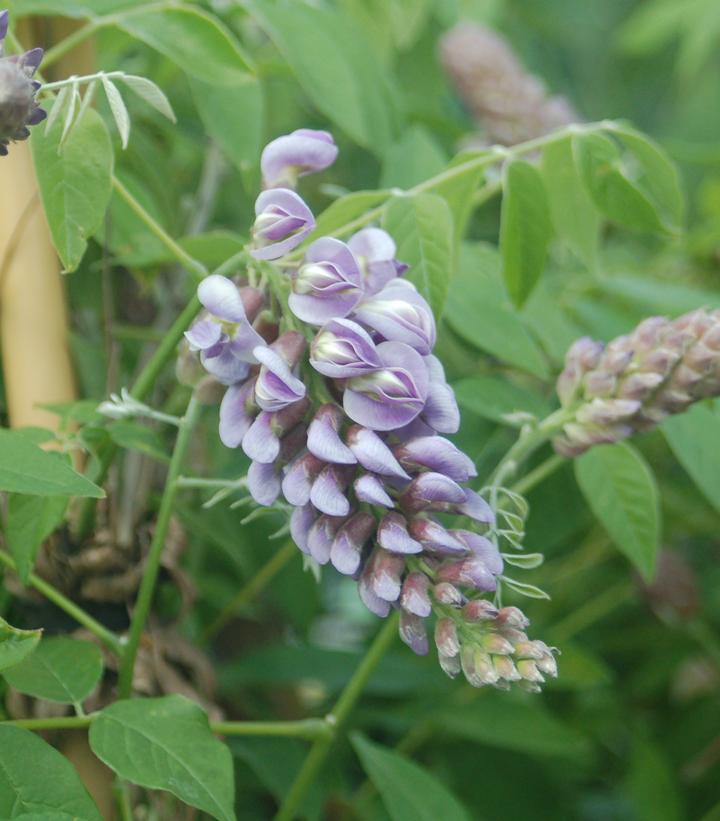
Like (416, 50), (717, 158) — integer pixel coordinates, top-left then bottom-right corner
(184, 129), (557, 692)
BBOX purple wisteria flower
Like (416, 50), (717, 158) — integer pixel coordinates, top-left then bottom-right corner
(309, 318), (381, 378)
(251, 188), (315, 260)
(348, 227), (407, 294)
(289, 237), (364, 324)
(261, 128), (338, 189)
(253, 331), (307, 411)
(185, 275), (265, 385)
(344, 341), (430, 431)
(353, 279), (436, 355)
(0, 10), (45, 156)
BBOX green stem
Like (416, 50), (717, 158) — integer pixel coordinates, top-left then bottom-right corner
(274, 613), (399, 821)
(117, 394), (202, 698)
(203, 541), (297, 641)
(1, 715), (332, 740)
(550, 579), (634, 642)
(39, 21), (104, 70)
(41, 70), (126, 91)
(0, 550), (121, 654)
(112, 176), (208, 281)
(510, 453), (566, 496)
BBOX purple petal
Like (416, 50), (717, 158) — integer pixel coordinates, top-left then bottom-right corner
(450, 530), (503, 575)
(242, 411), (279, 463)
(400, 572), (432, 618)
(399, 612), (429, 656)
(359, 565), (392, 617)
(0, 11), (8, 42)
(347, 426), (409, 480)
(248, 461), (280, 506)
(458, 489), (495, 524)
(422, 355), (460, 434)
(228, 323), (267, 364)
(251, 188), (315, 261)
(201, 346), (250, 386)
(371, 549), (405, 602)
(330, 512), (375, 576)
(307, 514), (347, 565)
(395, 436), (477, 482)
(185, 319), (222, 352)
(198, 275), (249, 323)
(310, 465), (351, 517)
(377, 513), (423, 554)
(307, 405), (357, 464)
(281, 452), (324, 506)
(290, 503), (316, 555)
(354, 473), (394, 507)
(219, 381), (256, 448)
(348, 227), (402, 294)
(254, 346), (306, 411)
(438, 557), (497, 592)
(27, 106), (47, 125)
(261, 128), (338, 188)
(310, 318), (381, 378)
(408, 518), (468, 555)
(21, 47), (43, 75)
(401, 472), (467, 513)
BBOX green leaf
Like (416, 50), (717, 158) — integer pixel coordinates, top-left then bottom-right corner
(573, 132), (667, 234)
(101, 76), (130, 149)
(575, 442), (660, 579)
(5, 494), (67, 582)
(31, 105), (113, 273)
(0, 726), (102, 820)
(431, 150), (488, 244)
(244, 0), (398, 153)
(445, 244), (550, 378)
(0, 429), (104, 498)
(438, 694), (592, 759)
(190, 75), (263, 175)
(89, 695), (235, 821)
(626, 737), (684, 821)
(500, 159), (553, 306)
(453, 375), (552, 424)
(2, 637), (103, 704)
(380, 126), (446, 190)
(351, 733), (471, 821)
(663, 402), (720, 514)
(386, 0), (432, 49)
(108, 421), (169, 463)
(0, 618), (41, 673)
(117, 4), (253, 87)
(541, 136), (600, 268)
(119, 74), (176, 122)
(382, 193), (454, 318)
(314, 190), (391, 237)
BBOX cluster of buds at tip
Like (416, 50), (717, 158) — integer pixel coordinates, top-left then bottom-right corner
(554, 310), (720, 456)
(0, 10), (46, 156)
(439, 23), (576, 146)
(435, 603), (557, 691)
(185, 128), (555, 690)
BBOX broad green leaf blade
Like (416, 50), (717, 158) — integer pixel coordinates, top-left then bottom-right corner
(244, 0), (398, 154)
(541, 136), (600, 268)
(0, 726), (102, 820)
(189, 75), (264, 175)
(107, 421), (169, 463)
(2, 636), (103, 703)
(6, 494), (67, 582)
(0, 617), (41, 673)
(117, 5), (253, 86)
(382, 193), (454, 318)
(573, 132), (667, 234)
(500, 159), (553, 307)
(101, 76), (130, 148)
(119, 74), (176, 122)
(575, 442), (660, 579)
(445, 243), (550, 378)
(0, 429), (104, 497)
(432, 150), (489, 244)
(351, 733), (471, 821)
(662, 402), (720, 514)
(453, 375), (552, 424)
(380, 125), (446, 189)
(314, 190), (391, 238)
(31, 105), (113, 273)
(89, 695), (235, 821)
(438, 694), (592, 758)
(625, 737), (683, 821)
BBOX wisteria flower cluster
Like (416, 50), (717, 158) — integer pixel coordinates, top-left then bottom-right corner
(185, 128), (557, 691)
(0, 10), (45, 156)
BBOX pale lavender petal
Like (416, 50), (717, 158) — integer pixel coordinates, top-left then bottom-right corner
(290, 503), (316, 555)
(348, 227), (403, 294)
(344, 341), (429, 432)
(201, 347), (250, 385)
(330, 512), (375, 576)
(310, 318), (381, 378)
(310, 465), (351, 517)
(450, 530), (503, 575)
(281, 452), (324, 506)
(458, 489), (495, 524)
(347, 426), (409, 480)
(198, 275), (249, 323)
(399, 612), (429, 656)
(438, 557), (498, 592)
(307, 514), (346, 564)
(400, 572), (432, 617)
(251, 188), (315, 261)
(242, 411), (279, 464)
(0, 11), (9, 42)
(307, 404), (356, 464)
(254, 346), (306, 411)
(185, 319), (222, 352)
(248, 461), (280, 506)
(377, 512), (423, 554)
(371, 550), (405, 602)
(261, 128), (338, 188)
(228, 323), (266, 363)
(359, 565), (392, 617)
(21, 47), (43, 76)
(354, 473), (394, 507)
(219, 381), (255, 448)
(422, 355), (460, 434)
(401, 472), (467, 513)
(394, 436), (477, 482)
(408, 518), (468, 555)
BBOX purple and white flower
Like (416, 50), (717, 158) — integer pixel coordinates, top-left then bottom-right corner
(261, 128), (338, 189)
(251, 188), (315, 260)
(309, 318), (381, 378)
(348, 227), (407, 294)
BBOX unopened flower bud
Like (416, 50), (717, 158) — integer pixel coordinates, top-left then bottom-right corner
(251, 188), (315, 260)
